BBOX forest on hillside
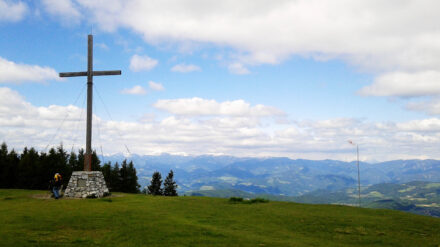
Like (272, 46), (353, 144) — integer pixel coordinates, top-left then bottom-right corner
(0, 143), (140, 193)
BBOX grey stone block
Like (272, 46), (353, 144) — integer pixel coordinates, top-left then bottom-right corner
(64, 171), (109, 198)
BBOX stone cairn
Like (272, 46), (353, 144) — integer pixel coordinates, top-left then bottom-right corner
(64, 171), (109, 198)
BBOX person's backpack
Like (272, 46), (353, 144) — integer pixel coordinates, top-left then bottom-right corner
(54, 174), (62, 187)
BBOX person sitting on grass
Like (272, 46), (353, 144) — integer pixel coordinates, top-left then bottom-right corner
(52, 173), (62, 199)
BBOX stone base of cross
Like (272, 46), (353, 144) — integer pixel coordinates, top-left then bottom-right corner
(64, 171), (109, 198)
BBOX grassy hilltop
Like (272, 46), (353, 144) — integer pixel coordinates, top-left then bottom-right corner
(1, 190), (439, 247)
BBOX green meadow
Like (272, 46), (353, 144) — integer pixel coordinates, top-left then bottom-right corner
(1, 189), (439, 247)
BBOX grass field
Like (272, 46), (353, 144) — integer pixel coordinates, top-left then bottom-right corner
(1, 189), (439, 247)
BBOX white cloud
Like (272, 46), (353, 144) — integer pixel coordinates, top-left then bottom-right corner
(153, 98), (284, 117)
(69, 1), (440, 70)
(148, 81), (164, 91)
(121, 85), (146, 95)
(96, 43), (109, 50)
(59, 0), (440, 98)
(171, 63), (201, 73)
(406, 99), (440, 116)
(359, 71), (440, 97)
(0, 57), (60, 84)
(298, 118), (359, 129)
(42, 0), (81, 24)
(129, 54), (158, 72)
(395, 118), (440, 132)
(228, 62), (250, 75)
(3, 87), (440, 161)
(0, 0), (28, 22)
(0, 87), (86, 149)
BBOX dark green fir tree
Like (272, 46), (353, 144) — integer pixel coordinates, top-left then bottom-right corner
(147, 171), (163, 195)
(163, 170), (178, 196)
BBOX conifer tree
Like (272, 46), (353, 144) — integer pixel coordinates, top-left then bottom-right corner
(0, 142), (9, 188)
(101, 162), (112, 187)
(55, 145), (70, 187)
(110, 162), (121, 191)
(68, 151), (80, 171)
(91, 150), (101, 171)
(147, 171), (163, 195)
(163, 170), (178, 196)
(7, 149), (19, 188)
(77, 149), (85, 171)
(18, 147), (39, 189)
(127, 161), (140, 193)
(120, 160), (128, 192)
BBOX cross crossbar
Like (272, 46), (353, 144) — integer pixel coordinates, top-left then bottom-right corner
(59, 70), (121, 77)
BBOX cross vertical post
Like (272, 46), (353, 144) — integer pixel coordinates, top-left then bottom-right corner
(85, 34), (93, 171)
(59, 34), (121, 172)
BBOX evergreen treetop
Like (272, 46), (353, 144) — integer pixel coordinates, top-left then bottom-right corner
(164, 170), (178, 196)
(147, 171), (163, 196)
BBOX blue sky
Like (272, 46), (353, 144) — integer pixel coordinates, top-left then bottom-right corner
(1, 0), (440, 161)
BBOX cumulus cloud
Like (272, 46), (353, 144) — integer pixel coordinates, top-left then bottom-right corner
(153, 98), (284, 117)
(298, 118), (360, 129)
(96, 43), (109, 50)
(2, 87), (440, 161)
(148, 81), (164, 91)
(406, 99), (440, 116)
(228, 62), (250, 75)
(42, 0), (81, 24)
(359, 71), (440, 97)
(171, 63), (201, 73)
(129, 55), (158, 72)
(0, 87), (86, 150)
(64, 1), (440, 71)
(395, 118), (440, 132)
(0, 0), (28, 22)
(0, 57), (60, 84)
(121, 85), (146, 95)
(30, 0), (440, 101)
(43, 0), (440, 99)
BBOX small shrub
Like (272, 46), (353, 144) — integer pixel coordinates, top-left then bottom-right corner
(249, 198), (269, 204)
(229, 197), (269, 204)
(191, 192), (204, 196)
(229, 197), (244, 203)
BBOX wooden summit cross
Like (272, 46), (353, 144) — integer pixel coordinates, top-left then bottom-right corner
(59, 34), (121, 171)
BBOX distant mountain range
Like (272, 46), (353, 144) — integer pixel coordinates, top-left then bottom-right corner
(105, 154), (440, 196)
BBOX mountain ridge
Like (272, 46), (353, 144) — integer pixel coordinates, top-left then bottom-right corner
(104, 154), (440, 196)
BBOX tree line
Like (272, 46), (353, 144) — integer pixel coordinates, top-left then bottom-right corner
(0, 142), (140, 193)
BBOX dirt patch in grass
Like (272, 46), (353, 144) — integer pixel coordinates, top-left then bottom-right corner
(31, 193), (52, 199)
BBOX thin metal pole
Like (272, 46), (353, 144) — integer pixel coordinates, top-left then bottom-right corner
(85, 34), (93, 171)
(357, 144), (361, 207)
